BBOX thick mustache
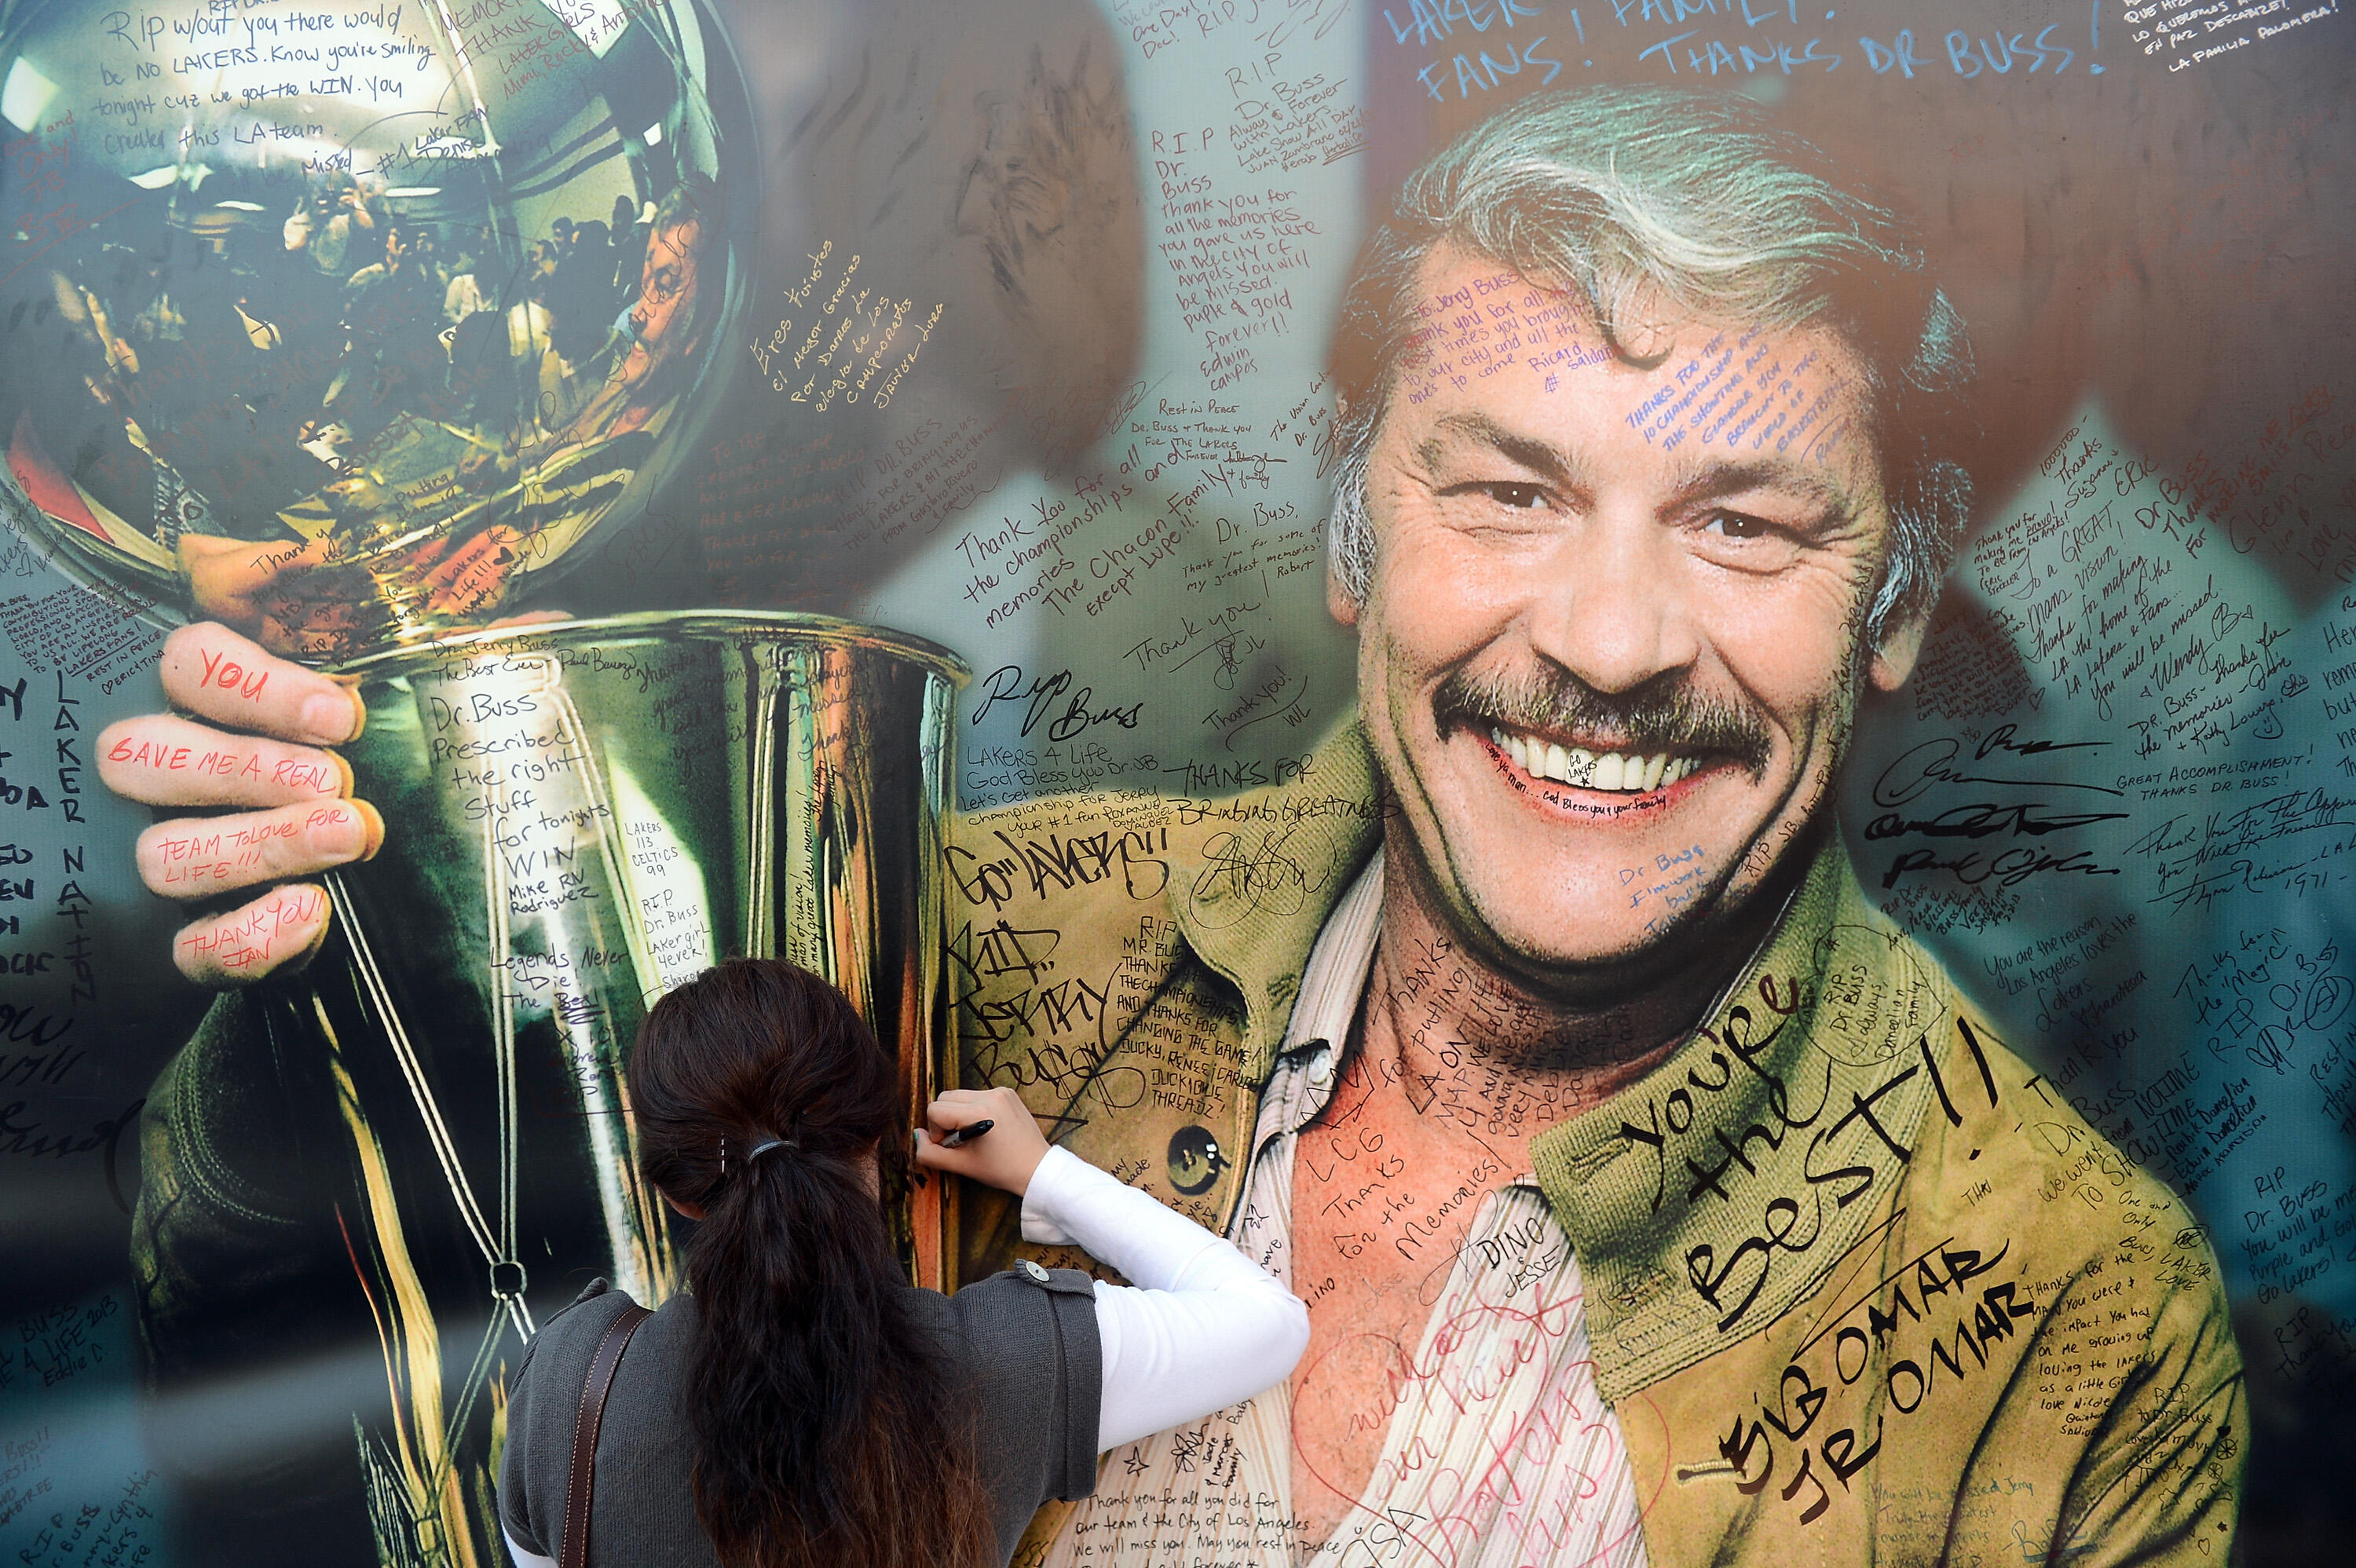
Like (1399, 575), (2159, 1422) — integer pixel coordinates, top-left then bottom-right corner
(1435, 666), (1774, 777)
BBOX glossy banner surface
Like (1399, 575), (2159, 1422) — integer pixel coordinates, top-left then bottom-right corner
(0, 0), (2351, 1564)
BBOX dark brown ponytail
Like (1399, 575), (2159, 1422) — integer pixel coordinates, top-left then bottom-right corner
(630, 959), (993, 1568)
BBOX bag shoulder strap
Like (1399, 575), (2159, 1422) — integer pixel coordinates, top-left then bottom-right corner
(561, 1301), (653, 1568)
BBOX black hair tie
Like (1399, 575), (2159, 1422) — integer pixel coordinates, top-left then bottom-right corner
(719, 1135), (797, 1178)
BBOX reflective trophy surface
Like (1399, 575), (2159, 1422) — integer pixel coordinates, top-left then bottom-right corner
(313, 613), (965, 1565)
(326, 612), (967, 1309)
(0, 5), (968, 1564)
(0, 0), (752, 660)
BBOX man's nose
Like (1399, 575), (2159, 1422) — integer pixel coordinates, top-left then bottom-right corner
(1526, 520), (1700, 695)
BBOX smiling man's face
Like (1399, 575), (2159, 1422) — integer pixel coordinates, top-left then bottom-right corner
(1340, 247), (1926, 982)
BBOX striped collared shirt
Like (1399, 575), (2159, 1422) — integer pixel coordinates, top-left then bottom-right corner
(1043, 855), (1651, 1566)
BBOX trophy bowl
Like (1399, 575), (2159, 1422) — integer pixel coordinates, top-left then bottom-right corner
(0, 0), (752, 659)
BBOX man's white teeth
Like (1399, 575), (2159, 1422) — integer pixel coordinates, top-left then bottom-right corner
(1489, 726), (1698, 792)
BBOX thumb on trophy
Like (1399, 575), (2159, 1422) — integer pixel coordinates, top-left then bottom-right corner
(178, 535), (342, 641)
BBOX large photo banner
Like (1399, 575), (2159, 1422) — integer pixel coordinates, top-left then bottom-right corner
(0, 0), (2351, 1562)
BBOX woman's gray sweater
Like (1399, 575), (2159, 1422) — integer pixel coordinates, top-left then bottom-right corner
(498, 1270), (1102, 1566)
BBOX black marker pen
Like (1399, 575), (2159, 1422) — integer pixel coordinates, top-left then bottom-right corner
(939, 1119), (993, 1149)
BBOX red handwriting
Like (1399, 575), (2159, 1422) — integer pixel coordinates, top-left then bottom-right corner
(176, 886), (327, 972)
(196, 645), (269, 701)
(106, 736), (340, 795)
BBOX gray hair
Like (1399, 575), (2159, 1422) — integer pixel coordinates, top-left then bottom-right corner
(1326, 88), (1976, 653)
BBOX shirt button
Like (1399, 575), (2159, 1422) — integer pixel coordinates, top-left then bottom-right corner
(1022, 1259), (1052, 1283)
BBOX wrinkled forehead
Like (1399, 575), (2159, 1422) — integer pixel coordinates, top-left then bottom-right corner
(1388, 245), (1894, 488)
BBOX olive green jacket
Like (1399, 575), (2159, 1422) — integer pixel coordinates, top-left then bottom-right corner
(952, 721), (2243, 1566)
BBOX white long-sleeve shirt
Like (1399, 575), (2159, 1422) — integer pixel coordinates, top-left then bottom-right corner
(1020, 1142), (1310, 1452)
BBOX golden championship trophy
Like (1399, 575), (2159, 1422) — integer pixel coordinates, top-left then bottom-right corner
(0, 4), (964, 1562)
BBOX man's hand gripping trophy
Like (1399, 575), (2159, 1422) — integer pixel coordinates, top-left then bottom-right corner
(96, 623), (381, 986)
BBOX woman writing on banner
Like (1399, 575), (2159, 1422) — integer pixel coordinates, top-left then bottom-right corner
(496, 958), (1309, 1568)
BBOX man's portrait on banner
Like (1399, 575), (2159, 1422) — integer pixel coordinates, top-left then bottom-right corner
(951, 87), (2242, 1567)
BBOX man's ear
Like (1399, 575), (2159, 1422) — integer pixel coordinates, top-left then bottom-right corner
(1327, 562), (1359, 628)
(1868, 603), (1933, 693)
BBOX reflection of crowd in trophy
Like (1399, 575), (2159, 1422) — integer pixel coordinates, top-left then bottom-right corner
(279, 176), (660, 454)
(4, 165), (715, 656)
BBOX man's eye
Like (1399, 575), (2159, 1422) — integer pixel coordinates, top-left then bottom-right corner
(1703, 511), (1778, 540)
(1474, 482), (1549, 510)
